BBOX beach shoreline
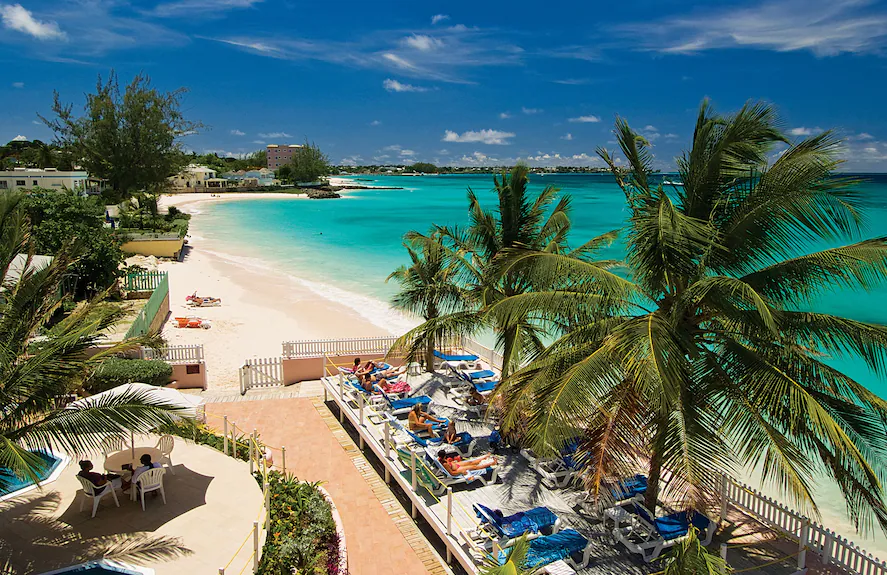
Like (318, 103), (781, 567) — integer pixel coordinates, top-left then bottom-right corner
(155, 191), (410, 390)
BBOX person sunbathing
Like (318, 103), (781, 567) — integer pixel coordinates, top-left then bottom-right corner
(355, 360), (377, 376)
(444, 420), (460, 444)
(437, 451), (497, 476)
(377, 365), (407, 378)
(409, 403), (443, 437)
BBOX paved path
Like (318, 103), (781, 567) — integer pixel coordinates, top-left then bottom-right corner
(206, 397), (450, 575)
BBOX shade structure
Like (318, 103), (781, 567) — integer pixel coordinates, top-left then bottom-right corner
(69, 382), (205, 458)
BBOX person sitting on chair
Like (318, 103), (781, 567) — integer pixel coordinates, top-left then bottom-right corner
(444, 420), (461, 444)
(78, 460), (127, 491)
(132, 453), (161, 491)
(408, 403), (443, 437)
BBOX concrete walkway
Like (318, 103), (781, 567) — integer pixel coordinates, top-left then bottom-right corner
(206, 397), (448, 575)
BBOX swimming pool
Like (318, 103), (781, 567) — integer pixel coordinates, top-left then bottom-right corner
(39, 560), (154, 574)
(0, 450), (68, 501)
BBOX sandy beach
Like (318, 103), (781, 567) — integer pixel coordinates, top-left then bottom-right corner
(154, 192), (402, 390)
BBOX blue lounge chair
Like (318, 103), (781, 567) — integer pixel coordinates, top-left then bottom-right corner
(614, 502), (715, 562)
(386, 415), (476, 456)
(522, 439), (583, 488)
(611, 474), (648, 501)
(474, 380), (498, 394)
(463, 369), (496, 381)
(497, 528), (591, 570)
(434, 350), (479, 362)
(424, 447), (498, 490)
(473, 503), (561, 545)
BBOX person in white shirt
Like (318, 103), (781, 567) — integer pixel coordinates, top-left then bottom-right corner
(132, 453), (161, 486)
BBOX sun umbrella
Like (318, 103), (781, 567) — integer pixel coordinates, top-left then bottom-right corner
(69, 382), (205, 458)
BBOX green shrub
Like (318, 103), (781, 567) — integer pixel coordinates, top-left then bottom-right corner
(86, 358), (172, 392)
(258, 471), (342, 575)
(161, 421), (253, 461)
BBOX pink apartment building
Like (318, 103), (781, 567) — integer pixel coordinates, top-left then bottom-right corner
(266, 144), (303, 169)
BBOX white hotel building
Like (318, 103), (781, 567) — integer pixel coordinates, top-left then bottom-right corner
(0, 168), (91, 192)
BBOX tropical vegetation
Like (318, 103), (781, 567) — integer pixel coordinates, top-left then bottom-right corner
(390, 101), (887, 535)
(258, 472), (344, 575)
(0, 190), (184, 490)
(86, 358), (173, 393)
(276, 139), (331, 184)
(41, 71), (201, 203)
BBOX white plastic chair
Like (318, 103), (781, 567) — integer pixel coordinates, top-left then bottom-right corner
(101, 436), (127, 459)
(135, 467), (167, 511)
(155, 435), (175, 475)
(76, 475), (120, 518)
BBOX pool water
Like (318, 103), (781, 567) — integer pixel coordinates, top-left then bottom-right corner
(0, 451), (63, 496)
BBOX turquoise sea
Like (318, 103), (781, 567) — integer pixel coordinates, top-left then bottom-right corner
(195, 172), (887, 548)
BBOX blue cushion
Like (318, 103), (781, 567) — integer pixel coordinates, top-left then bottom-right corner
(611, 474), (648, 500)
(388, 395), (431, 410)
(498, 528), (587, 567)
(434, 350), (479, 361)
(474, 380), (498, 393)
(468, 369), (495, 380)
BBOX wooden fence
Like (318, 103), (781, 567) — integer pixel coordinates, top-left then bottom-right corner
(282, 336), (400, 359)
(142, 344), (204, 364)
(122, 270), (166, 292)
(239, 357), (284, 395)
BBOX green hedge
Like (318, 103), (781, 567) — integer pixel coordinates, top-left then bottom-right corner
(258, 471), (343, 575)
(86, 358), (172, 393)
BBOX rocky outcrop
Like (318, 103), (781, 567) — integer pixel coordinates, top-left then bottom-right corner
(302, 186), (342, 199)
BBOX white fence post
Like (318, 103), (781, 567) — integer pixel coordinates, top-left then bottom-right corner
(252, 521), (259, 573)
(410, 450), (418, 519)
(281, 446), (286, 475)
(249, 430), (255, 474)
(798, 519), (809, 570)
(823, 529), (834, 565)
(264, 482), (270, 529)
(223, 416), (228, 456)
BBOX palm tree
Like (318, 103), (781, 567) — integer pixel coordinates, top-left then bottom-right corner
(490, 101), (887, 534)
(394, 164), (573, 376)
(660, 528), (731, 575)
(0, 191), (185, 489)
(386, 230), (469, 371)
(478, 533), (535, 575)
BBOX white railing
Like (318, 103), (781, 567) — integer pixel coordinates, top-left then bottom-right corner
(142, 344), (204, 363)
(459, 337), (504, 371)
(282, 336), (400, 359)
(722, 475), (887, 575)
(239, 357), (284, 395)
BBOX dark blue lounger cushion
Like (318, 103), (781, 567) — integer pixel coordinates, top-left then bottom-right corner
(475, 503), (559, 538)
(498, 528), (587, 567)
(474, 380), (498, 393)
(388, 395), (431, 410)
(468, 369), (496, 380)
(611, 474), (648, 500)
(434, 350), (479, 361)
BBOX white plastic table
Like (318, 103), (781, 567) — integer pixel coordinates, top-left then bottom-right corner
(539, 560), (576, 575)
(104, 447), (161, 473)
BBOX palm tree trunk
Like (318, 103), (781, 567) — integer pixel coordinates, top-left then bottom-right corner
(644, 419), (668, 512)
(425, 304), (437, 373)
(501, 324), (519, 378)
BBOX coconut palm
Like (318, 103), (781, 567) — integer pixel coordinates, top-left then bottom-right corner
(0, 191), (185, 489)
(478, 533), (535, 575)
(386, 230), (469, 371)
(490, 101), (887, 533)
(394, 164), (573, 376)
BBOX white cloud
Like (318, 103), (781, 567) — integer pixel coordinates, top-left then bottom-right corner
(522, 107), (542, 115)
(370, 120), (382, 126)
(458, 151), (500, 165)
(383, 78), (428, 92)
(627, 0), (887, 57)
(230, 129), (246, 136)
(553, 78), (590, 85)
(431, 14), (450, 25)
(258, 132), (291, 138)
(664, 133), (679, 139)
(151, 0), (263, 17)
(443, 129), (515, 145)
(437, 149), (451, 155)
(383, 145), (403, 151)
(568, 115), (600, 123)
(0, 4), (66, 40)
(31, 120), (41, 125)
(856, 132), (875, 140)
(11, 81), (23, 88)
(789, 126), (823, 136)
(561, 133), (573, 141)
(373, 155), (391, 161)
(399, 149), (416, 157)
(252, 140), (266, 144)
(499, 112), (511, 119)
(404, 34), (443, 52)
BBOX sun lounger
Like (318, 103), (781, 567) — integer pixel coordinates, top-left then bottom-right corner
(374, 389), (433, 415)
(433, 350), (480, 370)
(521, 439), (582, 489)
(395, 447), (445, 495)
(473, 503), (561, 546)
(434, 350), (479, 362)
(424, 447), (498, 490)
(614, 502), (715, 562)
(610, 474), (648, 502)
(386, 415), (476, 456)
(496, 528), (592, 570)
(462, 369), (496, 381)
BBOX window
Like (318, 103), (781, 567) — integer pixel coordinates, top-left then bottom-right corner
(15, 180), (25, 186)
(186, 364), (201, 375)
(0, 181), (6, 189)
(32, 180), (38, 186)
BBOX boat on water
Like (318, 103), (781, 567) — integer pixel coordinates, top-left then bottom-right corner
(662, 179), (684, 186)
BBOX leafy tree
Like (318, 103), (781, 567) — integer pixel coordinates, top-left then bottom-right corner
(41, 71), (200, 203)
(386, 230), (469, 371)
(659, 528), (731, 575)
(394, 164), (574, 377)
(0, 191), (184, 490)
(285, 139), (330, 183)
(21, 190), (124, 298)
(410, 162), (439, 174)
(491, 102), (887, 531)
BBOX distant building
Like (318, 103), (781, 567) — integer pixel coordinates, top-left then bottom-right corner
(0, 168), (91, 193)
(266, 144), (302, 169)
(168, 164), (217, 191)
(222, 168), (276, 187)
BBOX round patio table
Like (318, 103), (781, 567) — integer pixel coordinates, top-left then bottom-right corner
(104, 447), (161, 473)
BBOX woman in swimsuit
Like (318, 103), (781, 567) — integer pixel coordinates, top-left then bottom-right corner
(408, 403), (443, 437)
(437, 451), (497, 476)
(444, 421), (460, 444)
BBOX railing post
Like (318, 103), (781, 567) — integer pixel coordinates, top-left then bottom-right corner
(384, 420), (391, 459)
(219, 569), (225, 574)
(264, 482), (271, 529)
(232, 423), (238, 458)
(719, 473), (729, 525)
(823, 529), (834, 565)
(252, 521), (259, 573)
(410, 450), (418, 519)
(798, 518), (810, 570)
(281, 446), (286, 475)
(446, 487), (453, 537)
(338, 374), (345, 423)
(223, 416), (228, 456)
(720, 543), (727, 561)
(249, 430), (255, 474)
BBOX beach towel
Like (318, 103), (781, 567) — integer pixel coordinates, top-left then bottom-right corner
(379, 380), (410, 394)
(497, 528), (587, 567)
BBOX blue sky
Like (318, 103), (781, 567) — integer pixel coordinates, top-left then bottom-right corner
(2, 0), (887, 170)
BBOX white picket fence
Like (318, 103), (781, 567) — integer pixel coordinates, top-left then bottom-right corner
(239, 357), (284, 395)
(282, 336), (401, 359)
(142, 344), (204, 364)
(722, 475), (887, 575)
